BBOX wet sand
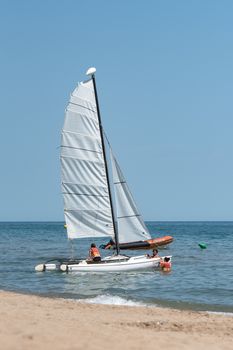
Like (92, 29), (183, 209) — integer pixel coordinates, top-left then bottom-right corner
(0, 290), (232, 350)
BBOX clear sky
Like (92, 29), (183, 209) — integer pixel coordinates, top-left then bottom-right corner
(0, 0), (233, 221)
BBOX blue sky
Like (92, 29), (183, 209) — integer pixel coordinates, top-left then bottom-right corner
(0, 0), (233, 221)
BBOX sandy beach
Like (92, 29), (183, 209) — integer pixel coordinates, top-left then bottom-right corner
(0, 290), (232, 350)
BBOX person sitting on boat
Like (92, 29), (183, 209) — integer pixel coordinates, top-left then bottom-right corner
(99, 239), (115, 250)
(160, 257), (171, 272)
(147, 248), (160, 259)
(89, 243), (101, 262)
(105, 239), (115, 249)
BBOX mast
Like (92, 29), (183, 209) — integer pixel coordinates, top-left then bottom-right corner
(86, 67), (120, 254)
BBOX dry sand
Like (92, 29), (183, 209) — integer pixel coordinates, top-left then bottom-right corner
(0, 290), (232, 350)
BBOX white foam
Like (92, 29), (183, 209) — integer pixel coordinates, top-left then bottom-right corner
(208, 311), (233, 317)
(79, 294), (147, 307)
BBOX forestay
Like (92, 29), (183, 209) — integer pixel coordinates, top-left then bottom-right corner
(110, 149), (151, 243)
(61, 79), (114, 239)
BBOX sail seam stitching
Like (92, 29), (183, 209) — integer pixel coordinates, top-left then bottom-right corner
(61, 145), (102, 154)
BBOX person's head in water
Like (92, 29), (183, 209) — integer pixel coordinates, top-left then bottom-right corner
(91, 243), (96, 248)
(164, 257), (170, 262)
(153, 249), (158, 255)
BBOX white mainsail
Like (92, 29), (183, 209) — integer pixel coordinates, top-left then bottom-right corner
(110, 149), (151, 243)
(61, 79), (114, 239)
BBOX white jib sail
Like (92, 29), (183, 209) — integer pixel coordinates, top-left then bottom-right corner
(110, 149), (151, 243)
(61, 79), (114, 239)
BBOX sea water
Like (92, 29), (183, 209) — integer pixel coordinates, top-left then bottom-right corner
(0, 221), (232, 313)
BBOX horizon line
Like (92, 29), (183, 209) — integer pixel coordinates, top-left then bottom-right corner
(1, 220), (233, 223)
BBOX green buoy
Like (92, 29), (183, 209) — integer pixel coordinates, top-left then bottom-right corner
(198, 243), (207, 249)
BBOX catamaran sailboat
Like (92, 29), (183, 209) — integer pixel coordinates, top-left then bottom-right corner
(35, 67), (171, 273)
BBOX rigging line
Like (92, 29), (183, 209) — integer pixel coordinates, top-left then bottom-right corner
(103, 130), (111, 148)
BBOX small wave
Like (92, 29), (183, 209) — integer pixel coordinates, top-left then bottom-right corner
(208, 311), (233, 317)
(79, 294), (147, 307)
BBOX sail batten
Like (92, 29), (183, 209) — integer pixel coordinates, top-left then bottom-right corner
(118, 214), (141, 219)
(62, 192), (108, 197)
(69, 101), (96, 114)
(61, 79), (114, 239)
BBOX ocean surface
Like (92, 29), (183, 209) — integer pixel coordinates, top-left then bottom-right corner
(0, 221), (232, 313)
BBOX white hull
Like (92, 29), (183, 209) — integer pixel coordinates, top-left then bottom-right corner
(35, 255), (171, 273)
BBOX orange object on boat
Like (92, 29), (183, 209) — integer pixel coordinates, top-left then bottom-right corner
(147, 236), (174, 248)
(101, 235), (173, 250)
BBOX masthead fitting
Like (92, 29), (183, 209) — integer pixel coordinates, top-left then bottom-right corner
(86, 67), (96, 76)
